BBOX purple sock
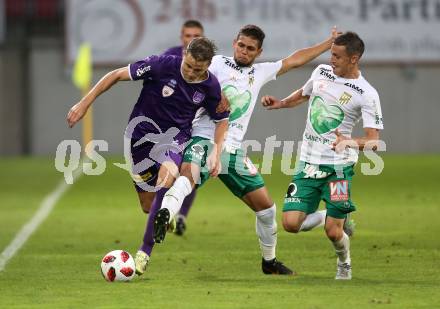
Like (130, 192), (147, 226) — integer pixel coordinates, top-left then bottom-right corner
(179, 189), (197, 217)
(139, 187), (167, 256)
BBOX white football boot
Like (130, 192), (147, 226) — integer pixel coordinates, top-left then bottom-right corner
(335, 259), (352, 280)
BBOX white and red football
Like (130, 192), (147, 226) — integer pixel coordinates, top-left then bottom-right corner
(100, 250), (135, 282)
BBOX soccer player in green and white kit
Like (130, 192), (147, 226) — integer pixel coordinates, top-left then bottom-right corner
(261, 32), (384, 279)
(147, 25), (340, 275)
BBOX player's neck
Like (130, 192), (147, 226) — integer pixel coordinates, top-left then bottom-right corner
(339, 68), (360, 79)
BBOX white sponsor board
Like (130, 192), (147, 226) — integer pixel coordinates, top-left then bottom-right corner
(66, 0), (440, 64)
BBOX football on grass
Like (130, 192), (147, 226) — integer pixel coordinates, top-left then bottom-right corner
(100, 250), (135, 282)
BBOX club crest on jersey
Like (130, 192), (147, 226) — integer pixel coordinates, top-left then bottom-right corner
(162, 85), (174, 97)
(339, 92), (352, 105)
(192, 91), (205, 104)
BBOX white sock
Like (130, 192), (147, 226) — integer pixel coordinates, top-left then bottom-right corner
(332, 232), (351, 264)
(299, 210), (326, 231)
(161, 176), (192, 220)
(255, 204), (277, 261)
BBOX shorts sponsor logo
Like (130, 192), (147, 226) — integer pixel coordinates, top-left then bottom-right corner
(285, 197), (301, 203)
(191, 144), (205, 156)
(285, 183), (300, 202)
(162, 85), (174, 97)
(285, 182), (297, 198)
(329, 180), (349, 201)
(132, 171), (153, 183)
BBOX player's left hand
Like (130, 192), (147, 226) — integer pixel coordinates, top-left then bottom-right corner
(332, 129), (356, 153)
(216, 93), (230, 113)
(207, 151), (221, 177)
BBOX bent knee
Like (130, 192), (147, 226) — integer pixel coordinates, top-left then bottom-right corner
(282, 220), (302, 233)
(282, 211), (306, 233)
(325, 228), (343, 242)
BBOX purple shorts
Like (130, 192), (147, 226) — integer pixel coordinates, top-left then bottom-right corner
(130, 138), (184, 192)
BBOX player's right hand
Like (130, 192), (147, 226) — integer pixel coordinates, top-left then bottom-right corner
(67, 102), (88, 128)
(216, 93), (231, 113)
(261, 95), (283, 110)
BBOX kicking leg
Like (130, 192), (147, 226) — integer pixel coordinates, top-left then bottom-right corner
(136, 161), (178, 274)
(159, 162), (198, 222)
(153, 162), (194, 243)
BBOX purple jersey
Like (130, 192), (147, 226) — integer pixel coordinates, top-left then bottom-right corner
(162, 46), (183, 57)
(128, 55), (228, 142)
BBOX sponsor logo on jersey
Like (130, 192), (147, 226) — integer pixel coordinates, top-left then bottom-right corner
(223, 57), (244, 73)
(339, 92), (352, 105)
(136, 65), (151, 77)
(162, 85), (174, 97)
(329, 180), (349, 201)
(310, 96), (344, 134)
(344, 82), (364, 94)
(192, 91), (205, 104)
(320, 68), (336, 81)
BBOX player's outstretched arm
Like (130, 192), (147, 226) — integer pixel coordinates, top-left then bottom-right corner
(261, 88), (309, 110)
(67, 67), (130, 128)
(277, 27), (340, 76)
(216, 93), (231, 113)
(332, 128), (380, 152)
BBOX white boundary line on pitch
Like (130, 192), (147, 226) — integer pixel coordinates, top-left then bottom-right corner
(0, 167), (83, 272)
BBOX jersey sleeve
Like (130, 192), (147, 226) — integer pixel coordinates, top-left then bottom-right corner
(128, 55), (164, 81)
(302, 65), (323, 96)
(203, 82), (230, 122)
(361, 90), (384, 129)
(208, 55), (223, 77)
(258, 60), (283, 85)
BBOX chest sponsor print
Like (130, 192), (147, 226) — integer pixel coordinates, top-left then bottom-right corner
(222, 85), (251, 122)
(310, 96), (344, 135)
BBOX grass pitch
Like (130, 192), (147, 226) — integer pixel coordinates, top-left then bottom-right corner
(0, 155), (439, 308)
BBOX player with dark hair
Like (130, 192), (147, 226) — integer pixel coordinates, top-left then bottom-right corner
(144, 25), (341, 276)
(66, 37), (229, 276)
(163, 20), (204, 57)
(261, 31), (383, 279)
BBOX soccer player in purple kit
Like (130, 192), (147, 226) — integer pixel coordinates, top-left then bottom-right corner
(66, 37), (229, 275)
(162, 20), (204, 57)
(161, 20), (206, 236)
